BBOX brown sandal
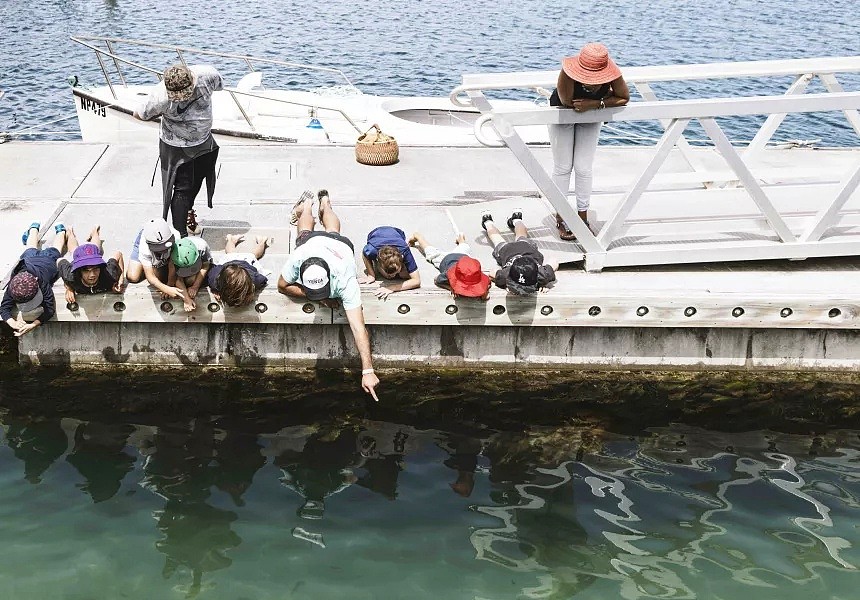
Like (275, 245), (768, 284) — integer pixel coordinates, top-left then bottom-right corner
(556, 215), (576, 241)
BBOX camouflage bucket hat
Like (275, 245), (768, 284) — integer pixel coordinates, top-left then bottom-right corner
(163, 65), (196, 102)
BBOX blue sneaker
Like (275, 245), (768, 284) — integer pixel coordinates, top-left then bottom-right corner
(54, 222), (66, 235)
(22, 222), (40, 245)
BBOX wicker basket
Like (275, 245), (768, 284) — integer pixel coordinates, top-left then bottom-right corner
(355, 124), (399, 166)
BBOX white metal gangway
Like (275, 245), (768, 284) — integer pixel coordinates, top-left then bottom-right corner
(451, 57), (860, 272)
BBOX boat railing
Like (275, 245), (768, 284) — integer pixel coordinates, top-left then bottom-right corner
(475, 87), (860, 271)
(452, 56), (860, 161)
(71, 35), (361, 135)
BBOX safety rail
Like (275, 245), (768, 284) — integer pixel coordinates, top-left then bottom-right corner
(479, 89), (860, 272)
(71, 35), (361, 135)
(453, 55), (860, 166)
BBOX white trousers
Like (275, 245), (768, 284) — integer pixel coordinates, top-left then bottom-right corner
(548, 121), (601, 212)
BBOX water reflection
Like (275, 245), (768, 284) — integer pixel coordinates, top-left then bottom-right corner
(1, 417), (859, 598)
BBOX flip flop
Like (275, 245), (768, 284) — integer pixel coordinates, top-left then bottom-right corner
(22, 222), (40, 245)
(555, 216), (576, 241)
(289, 190), (314, 225)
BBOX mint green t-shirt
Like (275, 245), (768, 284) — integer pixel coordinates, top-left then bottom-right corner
(281, 235), (362, 310)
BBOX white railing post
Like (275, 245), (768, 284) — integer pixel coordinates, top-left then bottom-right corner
(801, 161), (860, 242)
(467, 91), (605, 257)
(818, 73), (860, 138)
(597, 118), (690, 246)
(745, 73), (813, 159)
(699, 117), (796, 243)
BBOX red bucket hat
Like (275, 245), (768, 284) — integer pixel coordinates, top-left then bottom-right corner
(447, 256), (490, 298)
(562, 43), (622, 85)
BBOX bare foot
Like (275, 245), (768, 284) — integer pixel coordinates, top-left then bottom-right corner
(455, 233), (466, 244)
(255, 235), (272, 248)
(225, 233), (244, 245)
(407, 233), (419, 246)
(87, 225), (101, 242)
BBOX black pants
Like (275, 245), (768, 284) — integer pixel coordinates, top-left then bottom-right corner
(170, 150), (217, 236)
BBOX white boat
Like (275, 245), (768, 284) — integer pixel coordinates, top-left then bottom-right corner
(70, 35), (550, 147)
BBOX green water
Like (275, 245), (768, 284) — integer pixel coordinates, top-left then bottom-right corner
(1, 411), (860, 599)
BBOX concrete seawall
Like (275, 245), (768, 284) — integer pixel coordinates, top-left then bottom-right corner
(20, 321), (860, 371)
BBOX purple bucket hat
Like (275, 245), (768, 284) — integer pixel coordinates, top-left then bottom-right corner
(71, 243), (106, 272)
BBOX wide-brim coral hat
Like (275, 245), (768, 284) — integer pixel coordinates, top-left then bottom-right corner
(447, 256), (490, 298)
(562, 43), (622, 85)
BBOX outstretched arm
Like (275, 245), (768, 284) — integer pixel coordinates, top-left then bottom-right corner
(344, 306), (380, 401)
(277, 275), (307, 299)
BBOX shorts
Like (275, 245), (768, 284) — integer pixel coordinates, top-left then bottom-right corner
(130, 229), (143, 262)
(21, 247), (61, 262)
(492, 237), (537, 265)
(423, 243), (471, 269)
(224, 252), (258, 267)
(295, 230), (355, 253)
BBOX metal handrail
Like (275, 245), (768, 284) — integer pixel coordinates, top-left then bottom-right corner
(71, 35), (364, 134)
(449, 55), (860, 108)
(227, 89), (363, 135)
(71, 35), (357, 89)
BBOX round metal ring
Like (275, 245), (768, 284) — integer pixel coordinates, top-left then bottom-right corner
(445, 305), (458, 315)
(540, 305), (553, 316)
(160, 301), (173, 313)
(829, 307), (842, 318)
(207, 302), (220, 313)
(636, 306), (649, 316)
(397, 304), (410, 314)
(493, 305), (506, 315)
(255, 303), (268, 313)
(302, 303), (315, 314)
(732, 307), (744, 318)
(113, 301), (126, 312)
(780, 307), (793, 318)
(67, 302), (79, 312)
(684, 306), (696, 317)
(588, 306), (601, 316)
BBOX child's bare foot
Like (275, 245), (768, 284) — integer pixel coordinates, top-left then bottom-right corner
(455, 233), (466, 244)
(87, 225), (101, 242)
(255, 235), (272, 248)
(407, 233), (419, 246)
(225, 233), (244, 245)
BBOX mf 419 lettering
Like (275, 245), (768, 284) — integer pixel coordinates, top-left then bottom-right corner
(79, 96), (106, 117)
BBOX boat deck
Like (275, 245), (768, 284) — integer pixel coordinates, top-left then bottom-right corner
(3, 141), (860, 369)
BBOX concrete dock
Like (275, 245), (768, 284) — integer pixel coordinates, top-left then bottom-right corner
(3, 140), (860, 370)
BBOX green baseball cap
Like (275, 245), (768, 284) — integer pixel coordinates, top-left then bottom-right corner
(171, 238), (201, 277)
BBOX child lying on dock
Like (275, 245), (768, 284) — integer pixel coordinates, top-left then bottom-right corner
(125, 218), (185, 301)
(481, 210), (557, 295)
(359, 226), (421, 300)
(408, 231), (490, 300)
(1, 222), (66, 336)
(58, 226), (124, 304)
(171, 237), (212, 312)
(207, 234), (269, 307)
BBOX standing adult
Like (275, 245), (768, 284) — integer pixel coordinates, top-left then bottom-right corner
(278, 190), (380, 401)
(134, 64), (224, 237)
(549, 43), (629, 240)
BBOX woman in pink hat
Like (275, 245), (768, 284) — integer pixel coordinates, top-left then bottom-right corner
(549, 43), (629, 240)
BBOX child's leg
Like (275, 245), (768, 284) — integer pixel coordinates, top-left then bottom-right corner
(318, 191), (341, 233)
(251, 235), (270, 260)
(484, 219), (505, 247)
(514, 220), (528, 239)
(66, 229), (80, 253)
(25, 225), (40, 249)
(126, 261), (145, 283)
(408, 232), (429, 256)
(87, 225), (104, 252)
(52, 228), (67, 254)
(225, 233), (244, 254)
